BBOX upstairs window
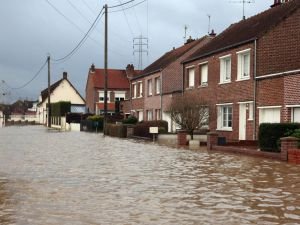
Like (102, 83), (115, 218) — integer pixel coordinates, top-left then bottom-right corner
(155, 77), (161, 94)
(132, 83), (137, 98)
(220, 55), (231, 83)
(187, 67), (195, 88)
(237, 49), (250, 80)
(147, 110), (153, 121)
(138, 81), (143, 97)
(200, 63), (208, 86)
(147, 79), (152, 96)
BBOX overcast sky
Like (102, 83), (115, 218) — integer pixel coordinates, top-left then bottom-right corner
(0, 0), (273, 103)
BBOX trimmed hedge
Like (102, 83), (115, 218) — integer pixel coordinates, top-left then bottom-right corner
(105, 123), (127, 138)
(133, 120), (168, 138)
(49, 101), (71, 116)
(122, 116), (138, 125)
(258, 123), (300, 152)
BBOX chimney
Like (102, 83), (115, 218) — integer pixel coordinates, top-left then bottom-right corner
(90, 63), (95, 73)
(126, 64), (135, 78)
(63, 72), (68, 79)
(209, 29), (216, 37)
(185, 36), (195, 45)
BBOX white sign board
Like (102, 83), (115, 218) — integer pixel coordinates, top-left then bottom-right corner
(149, 127), (159, 134)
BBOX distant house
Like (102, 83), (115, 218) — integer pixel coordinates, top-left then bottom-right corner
(182, 0), (300, 141)
(0, 110), (4, 127)
(85, 64), (140, 115)
(122, 35), (214, 132)
(37, 72), (85, 125)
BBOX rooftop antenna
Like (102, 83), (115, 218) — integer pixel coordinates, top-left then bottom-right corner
(183, 25), (188, 43)
(207, 14), (211, 34)
(229, 0), (255, 20)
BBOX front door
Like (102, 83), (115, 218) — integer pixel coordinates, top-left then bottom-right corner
(239, 104), (247, 140)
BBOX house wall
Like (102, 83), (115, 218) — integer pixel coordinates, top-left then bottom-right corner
(257, 7), (300, 76)
(144, 72), (161, 120)
(85, 72), (96, 113)
(183, 43), (255, 141)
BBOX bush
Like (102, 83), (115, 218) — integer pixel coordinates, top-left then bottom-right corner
(105, 124), (127, 138)
(133, 120), (168, 138)
(258, 123), (300, 152)
(122, 116), (138, 125)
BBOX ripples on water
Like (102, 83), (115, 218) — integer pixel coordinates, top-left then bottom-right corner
(0, 126), (300, 225)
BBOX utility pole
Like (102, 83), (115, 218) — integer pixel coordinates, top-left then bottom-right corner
(133, 35), (148, 70)
(104, 4), (108, 133)
(47, 55), (51, 128)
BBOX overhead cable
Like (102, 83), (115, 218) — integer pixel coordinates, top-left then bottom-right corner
(52, 7), (105, 63)
(109, 0), (147, 13)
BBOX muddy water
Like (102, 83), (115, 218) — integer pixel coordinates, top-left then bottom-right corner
(0, 126), (299, 224)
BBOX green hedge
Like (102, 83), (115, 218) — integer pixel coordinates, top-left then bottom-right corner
(49, 101), (71, 116)
(122, 116), (138, 125)
(133, 120), (168, 138)
(258, 123), (300, 152)
(105, 123), (127, 138)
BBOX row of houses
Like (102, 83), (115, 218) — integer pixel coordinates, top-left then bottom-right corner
(86, 0), (300, 142)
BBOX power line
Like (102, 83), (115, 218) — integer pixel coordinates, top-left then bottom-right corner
(109, 0), (147, 13)
(108, 0), (135, 9)
(3, 59), (48, 90)
(117, 0), (135, 37)
(52, 7), (105, 63)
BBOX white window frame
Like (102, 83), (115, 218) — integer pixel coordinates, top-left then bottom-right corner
(220, 55), (231, 83)
(147, 79), (152, 96)
(155, 77), (161, 94)
(217, 103), (233, 131)
(237, 49), (251, 81)
(138, 81), (143, 97)
(258, 106), (281, 124)
(147, 110), (153, 121)
(132, 83), (137, 98)
(187, 67), (195, 88)
(200, 63), (208, 86)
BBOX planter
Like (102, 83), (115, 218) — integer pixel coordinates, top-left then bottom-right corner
(189, 140), (200, 150)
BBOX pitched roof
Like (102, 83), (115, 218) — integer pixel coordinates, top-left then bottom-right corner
(90, 69), (130, 89)
(139, 36), (210, 77)
(40, 77), (85, 104)
(185, 0), (300, 63)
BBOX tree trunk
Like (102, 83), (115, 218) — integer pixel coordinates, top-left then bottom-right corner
(190, 130), (194, 140)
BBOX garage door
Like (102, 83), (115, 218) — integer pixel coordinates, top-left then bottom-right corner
(259, 108), (281, 124)
(293, 108), (300, 122)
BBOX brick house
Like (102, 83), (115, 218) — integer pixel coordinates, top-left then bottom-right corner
(85, 64), (140, 114)
(182, 0), (300, 142)
(122, 36), (213, 131)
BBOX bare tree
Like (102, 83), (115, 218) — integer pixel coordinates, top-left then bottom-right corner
(167, 92), (210, 140)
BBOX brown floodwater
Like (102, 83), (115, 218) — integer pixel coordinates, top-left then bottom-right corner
(0, 126), (300, 225)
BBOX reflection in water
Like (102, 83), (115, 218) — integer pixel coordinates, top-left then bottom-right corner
(0, 126), (300, 224)
(0, 176), (15, 225)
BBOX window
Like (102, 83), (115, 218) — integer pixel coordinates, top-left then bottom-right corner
(147, 79), (152, 96)
(155, 77), (161, 94)
(155, 109), (161, 120)
(132, 83), (137, 98)
(187, 67), (195, 88)
(99, 92), (109, 102)
(138, 82), (143, 97)
(147, 110), (153, 121)
(115, 97), (125, 102)
(137, 110), (143, 122)
(237, 49), (250, 80)
(200, 63), (208, 86)
(217, 104), (233, 131)
(220, 55), (231, 83)
(248, 102), (254, 121)
(259, 107), (281, 124)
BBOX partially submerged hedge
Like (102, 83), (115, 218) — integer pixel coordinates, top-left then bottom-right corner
(133, 120), (168, 138)
(258, 123), (300, 152)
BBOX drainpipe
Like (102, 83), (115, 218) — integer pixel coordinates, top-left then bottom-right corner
(160, 70), (163, 120)
(253, 39), (257, 140)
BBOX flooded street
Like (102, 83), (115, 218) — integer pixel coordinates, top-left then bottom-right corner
(0, 126), (300, 224)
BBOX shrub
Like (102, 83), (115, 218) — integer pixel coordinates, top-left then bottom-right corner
(122, 116), (138, 125)
(258, 123), (300, 152)
(133, 120), (168, 138)
(105, 123), (127, 138)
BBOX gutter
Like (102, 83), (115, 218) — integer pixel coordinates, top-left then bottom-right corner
(256, 69), (300, 80)
(131, 69), (162, 81)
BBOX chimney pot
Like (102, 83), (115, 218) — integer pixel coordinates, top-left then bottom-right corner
(90, 63), (95, 72)
(209, 29), (216, 37)
(63, 72), (68, 79)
